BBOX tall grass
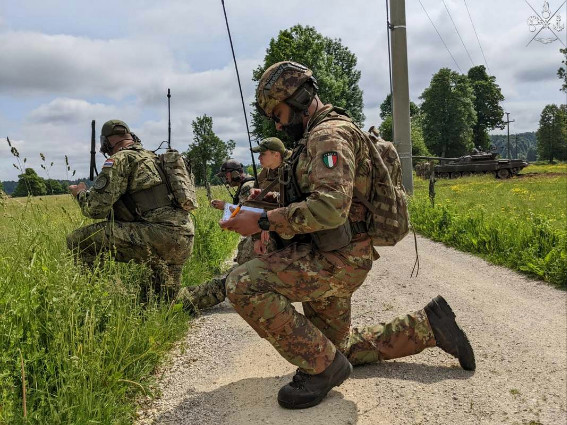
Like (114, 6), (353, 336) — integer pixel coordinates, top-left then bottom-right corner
(410, 164), (567, 288)
(0, 187), (238, 424)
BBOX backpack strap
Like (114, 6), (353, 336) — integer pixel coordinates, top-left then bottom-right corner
(352, 187), (379, 215)
(233, 176), (255, 204)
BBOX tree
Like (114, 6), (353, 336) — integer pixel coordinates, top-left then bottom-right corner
(251, 25), (364, 146)
(185, 115), (235, 200)
(45, 179), (65, 195)
(420, 68), (477, 158)
(467, 66), (505, 149)
(12, 168), (47, 197)
(378, 93), (430, 160)
(536, 104), (567, 163)
(379, 93), (420, 120)
(378, 114), (430, 159)
(558, 48), (567, 93)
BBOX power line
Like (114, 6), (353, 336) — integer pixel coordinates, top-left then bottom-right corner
(463, 0), (490, 73)
(417, 0), (463, 72)
(442, 0), (475, 67)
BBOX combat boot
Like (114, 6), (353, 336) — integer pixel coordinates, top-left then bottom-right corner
(277, 350), (352, 409)
(176, 275), (227, 314)
(424, 295), (476, 371)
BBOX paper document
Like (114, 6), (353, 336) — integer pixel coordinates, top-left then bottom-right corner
(222, 203), (264, 221)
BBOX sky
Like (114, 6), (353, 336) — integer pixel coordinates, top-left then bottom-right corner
(0, 0), (565, 181)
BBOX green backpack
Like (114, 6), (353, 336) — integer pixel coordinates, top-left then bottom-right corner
(353, 125), (409, 246)
(317, 109), (409, 246)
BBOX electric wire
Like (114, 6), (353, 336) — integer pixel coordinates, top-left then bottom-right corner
(442, 0), (475, 67)
(463, 0), (490, 72)
(220, 0), (258, 184)
(417, 0), (462, 72)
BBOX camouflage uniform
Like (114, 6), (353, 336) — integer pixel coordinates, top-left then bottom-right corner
(225, 105), (436, 374)
(67, 142), (194, 297)
(179, 169), (280, 312)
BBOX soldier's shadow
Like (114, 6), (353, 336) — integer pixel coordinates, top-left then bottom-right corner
(155, 376), (359, 425)
(351, 360), (474, 384)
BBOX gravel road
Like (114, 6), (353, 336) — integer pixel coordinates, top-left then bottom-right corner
(135, 235), (567, 425)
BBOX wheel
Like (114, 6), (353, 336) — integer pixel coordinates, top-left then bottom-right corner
(438, 172), (450, 178)
(497, 168), (511, 179)
(511, 168), (519, 175)
(462, 171), (473, 177)
(450, 172), (461, 179)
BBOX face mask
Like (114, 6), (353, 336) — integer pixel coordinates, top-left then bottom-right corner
(281, 109), (305, 141)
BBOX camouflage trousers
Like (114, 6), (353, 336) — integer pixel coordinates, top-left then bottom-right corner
(178, 234), (278, 312)
(67, 220), (193, 297)
(226, 236), (436, 374)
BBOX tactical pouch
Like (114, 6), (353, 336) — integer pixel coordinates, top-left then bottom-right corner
(311, 220), (352, 252)
(112, 199), (137, 222)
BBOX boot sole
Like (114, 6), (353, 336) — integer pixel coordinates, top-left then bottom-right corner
(430, 296), (476, 371)
(277, 362), (353, 409)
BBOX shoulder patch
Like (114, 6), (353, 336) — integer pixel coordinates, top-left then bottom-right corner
(103, 158), (115, 168)
(322, 151), (338, 168)
(93, 174), (109, 191)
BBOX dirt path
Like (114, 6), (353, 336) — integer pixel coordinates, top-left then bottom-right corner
(135, 236), (567, 425)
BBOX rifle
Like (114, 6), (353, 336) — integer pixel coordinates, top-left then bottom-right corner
(89, 120), (98, 181)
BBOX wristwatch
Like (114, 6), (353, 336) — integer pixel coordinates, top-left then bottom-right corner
(258, 210), (270, 231)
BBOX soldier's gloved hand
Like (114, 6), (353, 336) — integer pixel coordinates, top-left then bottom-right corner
(211, 199), (225, 210)
(220, 208), (261, 236)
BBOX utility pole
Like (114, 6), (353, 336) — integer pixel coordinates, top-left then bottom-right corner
(389, 0), (413, 194)
(504, 112), (515, 158)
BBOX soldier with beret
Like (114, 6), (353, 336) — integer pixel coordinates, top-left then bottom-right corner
(178, 140), (289, 313)
(252, 137), (291, 191)
(220, 62), (475, 409)
(67, 120), (194, 299)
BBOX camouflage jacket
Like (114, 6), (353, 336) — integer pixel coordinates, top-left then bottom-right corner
(76, 143), (193, 234)
(269, 105), (371, 239)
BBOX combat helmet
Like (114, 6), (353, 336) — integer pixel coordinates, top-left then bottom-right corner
(100, 119), (131, 155)
(256, 61), (318, 118)
(217, 159), (244, 183)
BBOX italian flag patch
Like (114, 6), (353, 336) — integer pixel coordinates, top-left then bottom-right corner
(322, 152), (338, 168)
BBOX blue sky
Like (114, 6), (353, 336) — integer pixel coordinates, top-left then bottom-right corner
(1, 0), (565, 181)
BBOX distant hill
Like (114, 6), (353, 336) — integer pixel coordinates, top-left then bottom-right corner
(489, 132), (537, 161)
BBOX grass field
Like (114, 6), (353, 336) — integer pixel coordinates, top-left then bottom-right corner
(0, 187), (238, 424)
(409, 163), (567, 288)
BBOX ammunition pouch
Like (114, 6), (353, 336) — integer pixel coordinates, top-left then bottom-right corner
(311, 220), (367, 252)
(112, 199), (137, 222)
(311, 221), (353, 252)
(114, 183), (173, 221)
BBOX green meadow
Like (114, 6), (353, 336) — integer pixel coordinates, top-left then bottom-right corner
(409, 163), (567, 288)
(0, 187), (239, 424)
